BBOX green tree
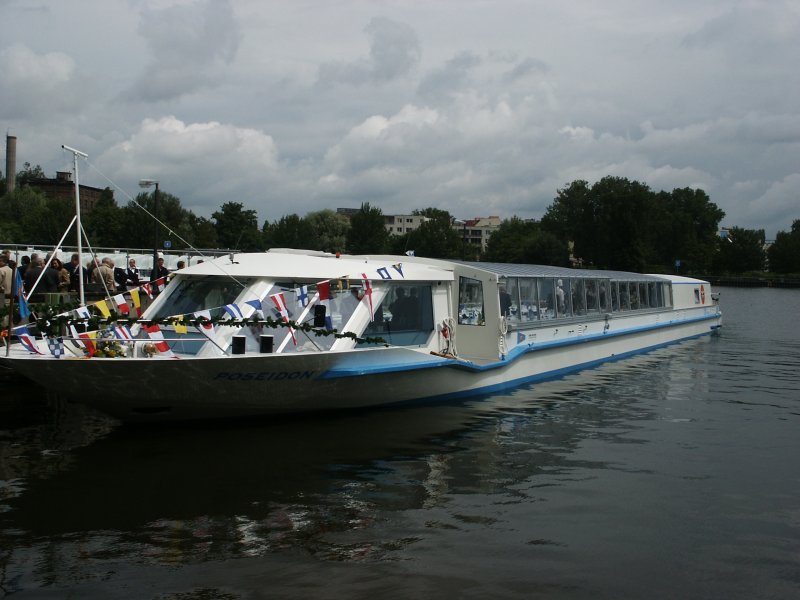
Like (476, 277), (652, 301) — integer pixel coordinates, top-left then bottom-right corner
(212, 201), (262, 250)
(541, 179), (594, 261)
(391, 208), (462, 259)
(659, 187), (725, 274)
(121, 191), (197, 250)
(263, 214), (315, 249)
(347, 203), (389, 254)
(83, 188), (124, 247)
(190, 216), (219, 249)
(590, 176), (655, 271)
(767, 220), (800, 274)
(0, 186), (73, 245)
(484, 217), (569, 265)
(712, 227), (766, 273)
(305, 209), (350, 253)
(16, 162), (46, 184)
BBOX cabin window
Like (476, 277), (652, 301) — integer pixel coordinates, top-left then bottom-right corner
(537, 279), (556, 319)
(570, 278), (586, 316)
(150, 276), (251, 319)
(499, 277), (519, 321)
(597, 280), (610, 312)
(610, 282), (619, 311)
(638, 283), (649, 308)
(520, 278), (540, 321)
(458, 277), (485, 326)
(628, 283), (640, 309)
(585, 279), (599, 313)
(619, 282), (630, 311)
(363, 284), (434, 346)
(648, 282), (659, 308)
(555, 278), (570, 318)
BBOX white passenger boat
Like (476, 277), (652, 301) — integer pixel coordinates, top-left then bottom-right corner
(1, 249), (721, 422)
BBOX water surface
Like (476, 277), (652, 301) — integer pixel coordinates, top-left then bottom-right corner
(1, 287), (799, 599)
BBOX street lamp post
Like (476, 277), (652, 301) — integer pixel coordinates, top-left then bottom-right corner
(139, 179), (159, 281)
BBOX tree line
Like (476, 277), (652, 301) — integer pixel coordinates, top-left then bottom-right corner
(1, 166), (798, 275)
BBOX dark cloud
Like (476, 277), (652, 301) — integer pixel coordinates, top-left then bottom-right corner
(417, 52), (481, 102)
(317, 17), (420, 86)
(128, 0), (241, 102)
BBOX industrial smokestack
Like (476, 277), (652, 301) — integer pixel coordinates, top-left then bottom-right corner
(5, 135), (16, 195)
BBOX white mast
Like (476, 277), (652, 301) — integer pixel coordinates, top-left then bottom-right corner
(62, 144), (88, 306)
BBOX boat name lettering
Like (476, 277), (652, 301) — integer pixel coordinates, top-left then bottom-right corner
(214, 370), (315, 381)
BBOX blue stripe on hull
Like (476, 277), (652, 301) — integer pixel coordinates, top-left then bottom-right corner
(320, 312), (721, 379)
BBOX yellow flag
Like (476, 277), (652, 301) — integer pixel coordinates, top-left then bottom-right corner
(174, 319), (188, 334)
(130, 289), (141, 312)
(95, 300), (111, 317)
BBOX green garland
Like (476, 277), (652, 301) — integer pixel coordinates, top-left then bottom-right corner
(4, 302), (388, 346)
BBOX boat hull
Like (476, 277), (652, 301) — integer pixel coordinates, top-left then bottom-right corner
(1, 312), (720, 422)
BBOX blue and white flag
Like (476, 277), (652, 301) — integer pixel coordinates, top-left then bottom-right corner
(47, 337), (66, 359)
(14, 269), (30, 319)
(294, 285), (310, 307)
(16, 326), (43, 354)
(112, 324), (134, 341)
(223, 303), (244, 320)
(245, 299), (264, 317)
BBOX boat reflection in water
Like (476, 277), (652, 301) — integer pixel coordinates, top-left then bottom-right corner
(1, 342), (698, 596)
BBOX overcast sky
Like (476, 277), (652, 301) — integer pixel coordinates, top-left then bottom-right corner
(2, 0), (798, 237)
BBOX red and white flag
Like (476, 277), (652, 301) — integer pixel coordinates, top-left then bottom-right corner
(112, 294), (130, 315)
(361, 273), (374, 321)
(270, 292), (296, 345)
(193, 309), (217, 344)
(316, 280), (333, 329)
(142, 323), (175, 356)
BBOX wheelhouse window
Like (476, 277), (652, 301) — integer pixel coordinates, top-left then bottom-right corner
(364, 284), (434, 346)
(458, 277), (485, 325)
(150, 276), (251, 319)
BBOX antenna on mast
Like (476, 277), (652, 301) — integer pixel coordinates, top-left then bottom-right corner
(62, 144), (88, 305)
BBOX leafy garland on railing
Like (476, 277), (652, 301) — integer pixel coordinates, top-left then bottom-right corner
(3, 302), (388, 346)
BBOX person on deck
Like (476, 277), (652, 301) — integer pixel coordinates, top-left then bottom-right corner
(152, 257), (169, 282)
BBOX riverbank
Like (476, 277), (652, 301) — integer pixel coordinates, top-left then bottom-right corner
(699, 275), (800, 288)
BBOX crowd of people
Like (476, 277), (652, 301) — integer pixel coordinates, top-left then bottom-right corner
(0, 249), (177, 305)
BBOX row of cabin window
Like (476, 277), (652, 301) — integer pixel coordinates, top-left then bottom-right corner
(500, 277), (673, 323)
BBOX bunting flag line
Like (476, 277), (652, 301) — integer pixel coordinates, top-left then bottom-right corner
(223, 303), (244, 320)
(361, 273), (374, 321)
(295, 285), (310, 307)
(16, 326), (44, 354)
(141, 282), (153, 299)
(14, 269), (30, 319)
(75, 305), (91, 319)
(270, 292), (296, 345)
(173, 319), (188, 335)
(337, 276), (350, 290)
(112, 294), (130, 315)
(47, 336), (66, 359)
(142, 324), (174, 356)
(129, 289), (142, 317)
(155, 277), (167, 293)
